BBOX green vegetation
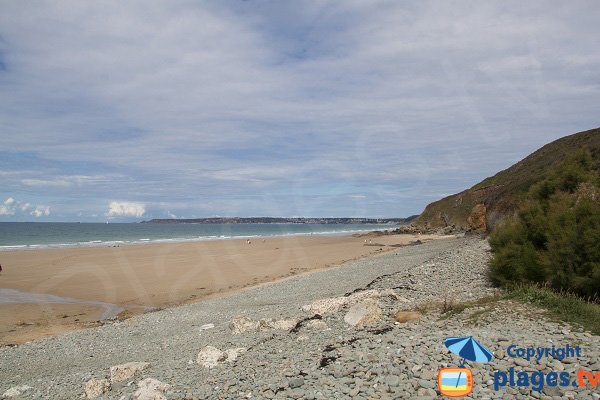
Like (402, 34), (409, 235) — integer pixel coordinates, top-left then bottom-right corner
(506, 285), (600, 335)
(488, 148), (600, 298)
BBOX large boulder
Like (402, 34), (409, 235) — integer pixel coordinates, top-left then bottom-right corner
(230, 316), (297, 334)
(301, 289), (386, 315)
(132, 378), (170, 400)
(84, 378), (110, 399)
(197, 346), (227, 368)
(109, 362), (150, 383)
(343, 299), (383, 328)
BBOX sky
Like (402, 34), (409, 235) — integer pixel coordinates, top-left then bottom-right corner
(0, 1), (599, 222)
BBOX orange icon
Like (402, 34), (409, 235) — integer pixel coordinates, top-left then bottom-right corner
(438, 367), (473, 397)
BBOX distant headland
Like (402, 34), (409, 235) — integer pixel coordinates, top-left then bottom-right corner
(141, 216), (418, 224)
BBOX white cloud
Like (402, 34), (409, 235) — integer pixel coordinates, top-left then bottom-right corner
(30, 205), (50, 217)
(106, 201), (145, 218)
(0, 197), (47, 217)
(0, 198), (16, 215)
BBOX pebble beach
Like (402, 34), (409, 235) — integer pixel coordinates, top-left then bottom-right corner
(1, 237), (598, 399)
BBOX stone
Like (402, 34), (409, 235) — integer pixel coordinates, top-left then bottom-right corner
(344, 299), (383, 328)
(199, 323), (215, 330)
(301, 290), (382, 315)
(306, 320), (329, 330)
(197, 346), (227, 368)
(417, 388), (437, 397)
(287, 388), (306, 399)
(230, 316), (260, 335)
(301, 297), (347, 315)
(393, 311), (421, 323)
(133, 378), (170, 400)
(84, 378), (110, 399)
(109, 362), (150, 383)
(289, 377), (305, 388)
(229, 316), (296, 334)
(224, 347), (246, 362)
(264, 319), (297, 331)
(467, 203), (487, 232)
(2, 386), (33, 398)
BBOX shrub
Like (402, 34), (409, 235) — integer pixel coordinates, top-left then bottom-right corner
(489, 148), (600, 298)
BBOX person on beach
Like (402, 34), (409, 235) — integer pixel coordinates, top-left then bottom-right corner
(0, 263), (2, 274)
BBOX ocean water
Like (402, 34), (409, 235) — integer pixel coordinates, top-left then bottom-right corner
(0, 222), (393, 250)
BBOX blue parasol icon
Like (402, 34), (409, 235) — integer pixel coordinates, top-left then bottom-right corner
(444, 336), (493, 366)
(444, 336), (493, 389)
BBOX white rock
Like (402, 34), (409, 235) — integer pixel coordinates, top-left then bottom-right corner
(230, 316), (260, 335)
(84, 378), (110, 399)
(301, 290), (383, 315)
(301, 297), (347, 314)
(343, 299), (383, 328)
(230, 316), (296, 334)
(199, 323), (215, 331)
(263, 319), (296, 331)
(2, 385), (33, 398)
(109, 362), (150, 383)
(197, 346), (227, 368)
(224, 347), (247, 362)
(306, 320), (329, 330)
(132, 378), (170, 400)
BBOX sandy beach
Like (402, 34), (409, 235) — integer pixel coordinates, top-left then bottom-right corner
(0, 232), (437, 345)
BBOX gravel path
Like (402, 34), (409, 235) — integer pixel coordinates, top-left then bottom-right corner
(1, 237), (598, 400)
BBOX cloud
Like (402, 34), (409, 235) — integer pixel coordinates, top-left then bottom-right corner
(0, 2), (599, 219)
(0, 197), (44, 217)
(106, 201), (146, 218)
(0, 198), (16, 215)
(30, 205), (50, 217)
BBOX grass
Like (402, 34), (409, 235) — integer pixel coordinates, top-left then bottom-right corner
(430, 285), (600, 336)
(505, 284), (600, 335)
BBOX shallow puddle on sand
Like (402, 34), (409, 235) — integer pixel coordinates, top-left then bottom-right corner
(0, 288), (123, 319)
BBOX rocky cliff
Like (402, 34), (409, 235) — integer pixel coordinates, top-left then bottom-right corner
(415, 127), (600, 233)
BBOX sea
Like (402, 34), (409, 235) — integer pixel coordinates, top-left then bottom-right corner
(0, 222), (394, 250)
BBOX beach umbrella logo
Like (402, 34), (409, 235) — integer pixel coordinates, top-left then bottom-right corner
(438, 336), (494, 397)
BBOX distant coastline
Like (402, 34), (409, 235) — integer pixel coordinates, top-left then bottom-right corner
(141, 216), (418, 224)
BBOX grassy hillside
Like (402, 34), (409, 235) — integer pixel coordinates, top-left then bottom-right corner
(415, 128), (600, 232)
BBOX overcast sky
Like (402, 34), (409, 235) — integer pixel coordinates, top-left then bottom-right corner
(0, 1), (598, 221)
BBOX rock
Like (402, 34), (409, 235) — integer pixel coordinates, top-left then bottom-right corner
(289, 377), (304, 388)
(199, 323), (215, 331)
(301, 297), (347, 314)
(229, 316), (296, 334)
(343, 299), (383, 328)
(230, 316), (260, 335)
(133, 378), (170, 400)
(301, 290), (382, 314)
(84, 378), (110, 399)
(264, 319), (296, 331)
(287, 388), (306, 399)
(109, 362), (150, 383)
(417, 388), (437, 397)
(224, 348), (246, 362)
(2, 385), (33, 398)
(306, 320), (328, 330)
(197, 346), (227, 368)
(467, 203), (487, 232)
(379, 289), (409, 302)
(385, 375), (400, 387)
(393, 311), (421, 323)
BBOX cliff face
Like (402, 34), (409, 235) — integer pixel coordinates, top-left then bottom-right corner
(415, 127), (600, 233)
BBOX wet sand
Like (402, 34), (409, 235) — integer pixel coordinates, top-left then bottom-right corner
(0, 233), (440, 344)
